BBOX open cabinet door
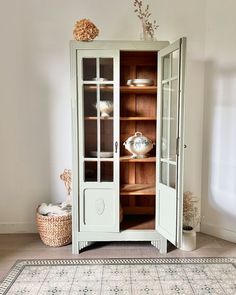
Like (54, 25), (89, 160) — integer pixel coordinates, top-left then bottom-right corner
(156, 38), (186, 247)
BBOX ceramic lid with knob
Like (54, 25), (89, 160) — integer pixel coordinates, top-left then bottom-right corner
(123, 132), (154, 158)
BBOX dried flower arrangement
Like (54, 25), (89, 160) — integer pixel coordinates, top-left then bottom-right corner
(73, 19), (99, 41)
(183, 191), (200, 230)
(60, 169), (72, 204)
(133, 0), (159, 40)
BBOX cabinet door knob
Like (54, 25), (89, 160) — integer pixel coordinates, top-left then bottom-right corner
(115, 141), (118, 153)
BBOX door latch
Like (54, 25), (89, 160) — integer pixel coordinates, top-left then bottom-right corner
(115, 141), (118, 153)
(176, 137), (180, 156)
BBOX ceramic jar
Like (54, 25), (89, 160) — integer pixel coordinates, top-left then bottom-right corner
(123, 132), (154, 158)
(181, 228), (196, 251)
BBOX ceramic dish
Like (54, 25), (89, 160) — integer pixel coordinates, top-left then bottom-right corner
(90, 151), (113, 158)
(92, 77), (108, 81)
(123, 131), (153, 158)
(127, 79), (154, 86)
(95, 100), (113, 118)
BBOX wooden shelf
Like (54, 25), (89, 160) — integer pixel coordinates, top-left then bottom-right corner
(83, 85), (157, 94)
(120, 117), (156, 121)
(85, 117), (156, 121)
(120, 184), (155, 195)
(120, 86), (157, 94)
(84, 85), (157, 94)
(120, 156), (156, 162)
(84, 85), (113, 92)
(85, 117), (113, 120)
(120, 215), (155, 230)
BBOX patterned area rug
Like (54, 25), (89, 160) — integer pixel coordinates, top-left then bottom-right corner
(0, 258), (236, 294)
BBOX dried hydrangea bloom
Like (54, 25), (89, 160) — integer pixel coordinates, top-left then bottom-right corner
(73, 19), (99, 41)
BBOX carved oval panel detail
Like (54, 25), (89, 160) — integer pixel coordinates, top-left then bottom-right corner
(95, 198), (105, 215)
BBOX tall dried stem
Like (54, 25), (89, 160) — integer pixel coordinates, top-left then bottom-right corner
(133, 0), (159, 39)
(183, 191), (200, 229)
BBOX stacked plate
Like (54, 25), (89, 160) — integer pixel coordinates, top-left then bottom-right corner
(90, 151), (113, 158)
(127, 79), (154, 86)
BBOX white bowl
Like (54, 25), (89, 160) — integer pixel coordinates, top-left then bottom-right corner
(96, 100), (113, 117)
(92, 78), (108, 81)
(90, 151), (113, 158)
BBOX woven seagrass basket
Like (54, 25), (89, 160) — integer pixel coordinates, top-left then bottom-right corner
(36, 209), (72, 247)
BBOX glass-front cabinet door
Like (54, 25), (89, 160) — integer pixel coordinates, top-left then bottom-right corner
(77, 50), (119, 232)
(157, 38), (186, 247)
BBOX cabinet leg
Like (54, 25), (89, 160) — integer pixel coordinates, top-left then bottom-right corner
(159, 239), (167, 254)
(72, 242), (79, 254)
(78, 241), (94, 252)
(151, 239), (167, 254)
(151, 240), (160, 249)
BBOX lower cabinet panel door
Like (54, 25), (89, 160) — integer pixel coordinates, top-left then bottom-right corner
(80, 188), (119, 232)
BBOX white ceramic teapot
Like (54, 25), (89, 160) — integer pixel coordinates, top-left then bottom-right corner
(123, 132), (154, 158)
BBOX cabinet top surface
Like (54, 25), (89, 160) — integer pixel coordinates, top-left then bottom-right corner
(70, 40), (169, 51)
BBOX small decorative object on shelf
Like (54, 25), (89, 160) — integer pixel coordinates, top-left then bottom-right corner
(73, 18), (99, 41)
(95, 100), (113, 118)
(133, 0), (159, 41)
(90, 151), (113, 158)
(92, 77), (108, 82)
(181, 191), (200, 251)
(127, 78), (154, 86)
(124, 131), (154, 158)
(36, 169), (72, 247)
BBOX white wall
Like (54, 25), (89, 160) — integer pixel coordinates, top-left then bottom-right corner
(201, 0), (236, 242)
(0, 0), (206, 233)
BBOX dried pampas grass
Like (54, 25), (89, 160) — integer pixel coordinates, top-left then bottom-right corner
(183, 191), (200, 229)
(73, 19), (99, 41)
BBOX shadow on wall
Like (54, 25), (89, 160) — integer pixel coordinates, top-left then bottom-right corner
(202, 60), (236, 228)
(21, 60), (53, 213)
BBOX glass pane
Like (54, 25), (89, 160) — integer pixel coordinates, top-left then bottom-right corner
(85, 162), (97, 182)
(83, 84), (97, 116)
(161, 82), (170, 159)
(171, 50), (179, 77)
(100, 58), (113, 81)
(85, 120), (97, 157)
(101, 162), (113, 182)
(83, 58), (96, 80)
(163, 54), (170, 80)
(160, 162), (168, 185)
(169, 79), (178, 161)
(84, 84), (97, 157)
(99, 84), (113, 157)
(169, 164), (176, 189)
(162, 82), (169, 117)
(99, 85), (113, 118)
(101, 120), (113, 156)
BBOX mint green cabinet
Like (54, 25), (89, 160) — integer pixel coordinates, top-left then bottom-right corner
(70, 40), (186, 254)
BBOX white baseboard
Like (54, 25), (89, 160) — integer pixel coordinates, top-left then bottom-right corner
(0, 222), (37, 233)
(201, 223), (236, 243)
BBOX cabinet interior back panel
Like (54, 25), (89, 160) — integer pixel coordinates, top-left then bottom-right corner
(119, 50), (157, 229)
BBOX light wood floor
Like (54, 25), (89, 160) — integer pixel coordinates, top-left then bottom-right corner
(1, 233), (236, 282)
